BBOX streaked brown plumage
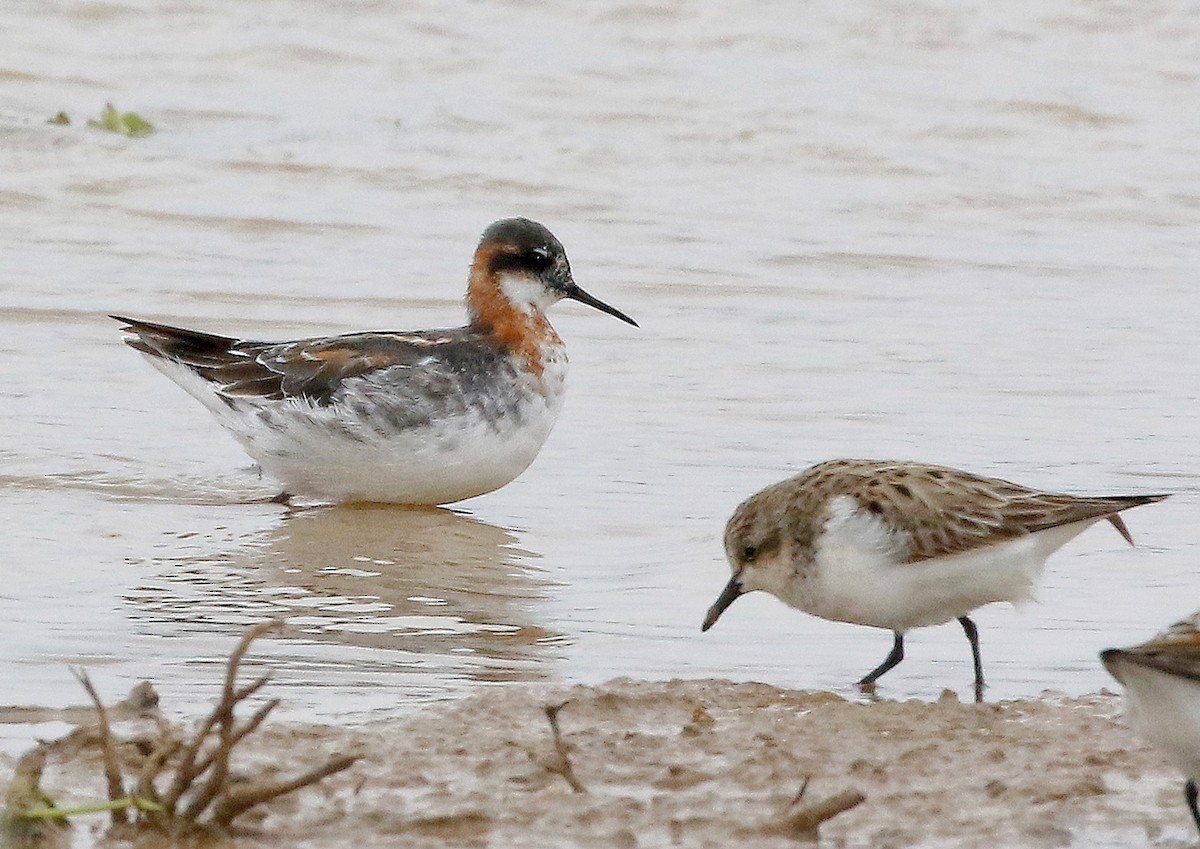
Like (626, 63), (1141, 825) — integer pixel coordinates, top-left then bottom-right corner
(706, 459), (1167, 701)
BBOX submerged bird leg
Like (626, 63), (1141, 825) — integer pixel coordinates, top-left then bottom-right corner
(958, 616), (985, 703)
(1187, 779), (1200, 837)
(858, 631), (904, 692)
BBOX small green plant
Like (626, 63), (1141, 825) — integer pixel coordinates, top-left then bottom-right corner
(86, 103), (153, 137)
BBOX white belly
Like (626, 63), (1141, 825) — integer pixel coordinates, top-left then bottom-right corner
(145, 352), (566, 504)
(1111, 658), (1200, 782)
(803, 499), (1100, 632)
(250, 401), (560, 503)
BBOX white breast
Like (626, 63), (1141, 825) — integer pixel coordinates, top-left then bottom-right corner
(144, 345), (568, 504)
(1111, 659), (1200, 782)
(802, 495), (1099, 632)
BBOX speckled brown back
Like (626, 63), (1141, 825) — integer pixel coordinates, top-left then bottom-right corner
(747, 459), (1167, 564)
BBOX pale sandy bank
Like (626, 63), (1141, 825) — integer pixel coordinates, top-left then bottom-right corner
(3, 678), (1194, 848)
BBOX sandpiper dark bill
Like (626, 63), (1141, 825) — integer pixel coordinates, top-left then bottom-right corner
(703, 459), (1166, 702)
(114, 218), (637, 505)
(1102, 613), (1200, 836)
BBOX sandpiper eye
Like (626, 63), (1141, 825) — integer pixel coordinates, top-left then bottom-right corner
(528, 247), (552, 270)
(741, 544), (757, 563)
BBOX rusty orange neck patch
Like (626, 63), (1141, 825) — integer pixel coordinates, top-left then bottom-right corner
(466, 264), (561, 376)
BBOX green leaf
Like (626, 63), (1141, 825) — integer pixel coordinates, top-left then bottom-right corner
(17, 796), (163, 820)
(86, 102), (154, 137)
(120, 112), (153, 137)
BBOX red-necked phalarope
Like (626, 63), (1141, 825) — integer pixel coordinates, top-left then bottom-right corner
(702, 459), (1167, 702)
(1102, 613), (1200, 836)
(113, 217), (637, 505)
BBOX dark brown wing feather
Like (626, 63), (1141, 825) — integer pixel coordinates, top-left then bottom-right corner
(111, 315), (242, 366)
(794, 459), (1168, 562)
(111, 315), (478, 406)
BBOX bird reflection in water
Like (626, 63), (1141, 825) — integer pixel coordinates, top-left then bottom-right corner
(134, 506), (562, 688)
(261, 506), (560, 680)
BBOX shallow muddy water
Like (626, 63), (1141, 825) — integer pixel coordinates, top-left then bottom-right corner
(2, 0), (1200, 749)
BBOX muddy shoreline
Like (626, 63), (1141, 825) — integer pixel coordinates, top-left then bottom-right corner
(3, 678), (1193, 848)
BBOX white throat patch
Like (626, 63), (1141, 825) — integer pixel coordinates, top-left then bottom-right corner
(498, 272), (561, 314)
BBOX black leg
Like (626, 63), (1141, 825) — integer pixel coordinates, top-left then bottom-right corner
(858, 631), (904, 692)
(1187, 779), (1200, 837)
(958, 616), (984, 703)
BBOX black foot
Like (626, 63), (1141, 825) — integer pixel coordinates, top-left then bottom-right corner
(858, 631), (905, 692)
(1187, 779), (1200, 837)
(958, 616), (985, 703)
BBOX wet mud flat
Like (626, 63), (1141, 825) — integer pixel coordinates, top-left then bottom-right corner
(3, 678), (1193, 849)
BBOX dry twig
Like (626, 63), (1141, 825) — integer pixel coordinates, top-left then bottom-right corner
(1, 746), (69, 849)
(135, 736), (180, 816)
(542, 701), (586, 794)
(162, 619), (357, 832)
(164, 619), (282, 814)
(70, 668), (127, 827)
(23, 619), (357, 841)
(210, 754), (358, 827)
(770, 778), (865, 842)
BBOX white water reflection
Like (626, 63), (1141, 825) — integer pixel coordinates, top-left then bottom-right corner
(127, 506), (560, 679)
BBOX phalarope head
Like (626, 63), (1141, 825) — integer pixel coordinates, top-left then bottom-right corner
(468, 218), (638, 328)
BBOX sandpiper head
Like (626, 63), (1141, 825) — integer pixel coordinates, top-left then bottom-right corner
(1100, 612), (1200, 827)
(702, 494), (791, 632)
(471, 218), (637, 327)
(1102, 612), (1200, 686)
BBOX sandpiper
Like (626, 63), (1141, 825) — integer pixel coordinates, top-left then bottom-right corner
(1102, 613), (1200, 836)
(703, 459), (1166, 701)
(114, 217), (637, 504)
